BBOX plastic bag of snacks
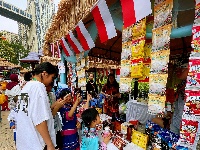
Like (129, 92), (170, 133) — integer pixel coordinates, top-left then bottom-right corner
(131, 130), (148, 149)
(148, 94), (166, 115)
(178, 114), (199, 148)
(120, 60), (131, 78)
(149, 74), (168, 95)
(191, 25), (200, 52)
(120, 78), (132, 93)
(144, 42), (152, 59)
(121, 43), (132, 60)
(154, 0), (173, 28)
(131, 59), (144, 78)
(0, 94), (7, 105)
(150, 50), (170, 74)
(152, 24), (172, 52)
(131, 37), (145, 58)
(132, 18), (146, 37)
(122, 26), (132, 43)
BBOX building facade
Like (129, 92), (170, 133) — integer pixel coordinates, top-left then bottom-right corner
(18, 0), (55, 52)
(0, 30), (19, 43)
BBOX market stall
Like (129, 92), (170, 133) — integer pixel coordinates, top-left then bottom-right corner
(42, 0), (200, 149)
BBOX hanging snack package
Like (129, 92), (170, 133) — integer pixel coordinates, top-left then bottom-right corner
(81, 58), (85, 67)
(120, 78), (132, 93)
(132, 18), (146, 37)
(144, 42), (152, 59)
(191, 25), (200, 52)
(186, 58), (200, 89)
(139, 59), (151, 81)
(120, 60), (131, 78)
(131, 37), (145, 58)
(184, 91), (200, 116)
(178, 115), (199, 148)
(149, 74), (168, 95)
(122, 26), (132, 43)
(152, 24), (172, 52)
(154, 0), (173, 28)
(148, 94), (166, 114)
(131, 58), (144, 78)
(121, 42), (132, 60)
(195, 2), (200, 20)
(150, 50), (170, 74)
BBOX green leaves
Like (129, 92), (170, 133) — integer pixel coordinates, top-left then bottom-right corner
(0, 35), (30, 68)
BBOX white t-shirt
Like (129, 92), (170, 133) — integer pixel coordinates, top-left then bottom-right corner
(16, 81), (56, 150)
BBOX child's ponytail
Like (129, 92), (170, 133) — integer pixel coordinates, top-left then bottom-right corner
(81, 108), (99, 131)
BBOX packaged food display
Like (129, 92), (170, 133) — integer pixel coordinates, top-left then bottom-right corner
(148, 94), (166, 114)
(154, 0), (173, 28)
(152, 24), (172, 52)
(149, 74), (168, 95)
(119, 78), (132, 93)
(132, 130), (148, 149)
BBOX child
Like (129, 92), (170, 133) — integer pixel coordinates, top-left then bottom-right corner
(47, 83), (64, 150)
(81, 108), (111, 150)
(58, 88), (91, 150)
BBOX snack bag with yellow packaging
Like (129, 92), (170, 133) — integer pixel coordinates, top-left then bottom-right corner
(149, 74), (168, 95)
(150, 50), (170, 74)
(122, 42), (132, 60)
(144, 42), (152, 59)
(131, 37), (145, 58)
(120, 78), (132, 93)
(148, 94), (166, 115)
(131, 58), (144, 78)
(132, 130), (148, 149)
(154, 0), (173, 28)
(152, 24), (172, 52)
(121, 60), (131, 78)
(132, 18), (146, 37)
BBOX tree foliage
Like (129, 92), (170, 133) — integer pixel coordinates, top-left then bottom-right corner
(0, 33), (30, 68)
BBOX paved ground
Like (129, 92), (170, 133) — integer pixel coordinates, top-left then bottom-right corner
(0, 111), (15, 150)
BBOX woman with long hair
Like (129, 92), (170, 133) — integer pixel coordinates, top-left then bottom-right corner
(101, 74), (120, 120)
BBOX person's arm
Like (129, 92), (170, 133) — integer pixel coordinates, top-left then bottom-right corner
(86, 82), (90, 94)
(36, 121), (55, 149)
(83, 94), (92, 109)
(51, 99), (65, 117)
(67, 95), (81, 118)
(101, 84), (107, 96)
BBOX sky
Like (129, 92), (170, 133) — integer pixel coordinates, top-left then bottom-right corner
(0, 0), (60, 34)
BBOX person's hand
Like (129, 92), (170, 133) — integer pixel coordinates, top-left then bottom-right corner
(105, 94), (109, 98)
(102, 134), (111, 145)
(76, 121), (81, 129)
(11, 125), (15, 129)
(166, 111), (173, 119)
(76, 93), (82, 103)
(87, 94), (92, 101)
(47, 144), (55, 150)
(54, 99), (65, 109)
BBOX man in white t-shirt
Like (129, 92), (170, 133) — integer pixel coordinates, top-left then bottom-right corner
(16, 81), (56, 150)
